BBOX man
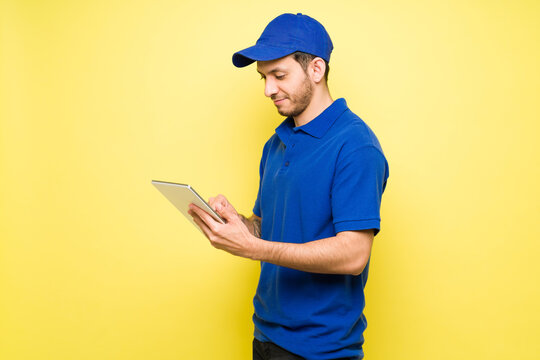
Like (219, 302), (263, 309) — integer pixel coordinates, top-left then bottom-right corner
(188, 13), (389, 360)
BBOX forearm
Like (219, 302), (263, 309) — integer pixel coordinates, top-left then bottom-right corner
(193, 197), (371, 276)
(251, 232), (373, 276)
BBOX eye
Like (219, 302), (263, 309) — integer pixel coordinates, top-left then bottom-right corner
(276, 74), (286, 80)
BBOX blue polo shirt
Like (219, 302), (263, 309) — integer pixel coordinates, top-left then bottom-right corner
(252, 98), (389, 360)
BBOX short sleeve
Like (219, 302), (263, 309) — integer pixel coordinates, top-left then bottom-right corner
(331, 146), (389, 235)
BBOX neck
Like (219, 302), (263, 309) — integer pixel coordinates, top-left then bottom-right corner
(293, 86), (333, 127)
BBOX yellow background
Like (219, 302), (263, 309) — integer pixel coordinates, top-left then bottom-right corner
(1, 0), (539, 359)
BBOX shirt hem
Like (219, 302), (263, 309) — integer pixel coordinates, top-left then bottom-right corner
(334, 219), (381, 235)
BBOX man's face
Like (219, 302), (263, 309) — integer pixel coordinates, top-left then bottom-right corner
(257, 55), (314, 117)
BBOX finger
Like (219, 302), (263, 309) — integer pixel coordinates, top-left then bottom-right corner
(215, 201), (239, 222)
(188, 210), (216, 240)
(208, 197), (217, 210)
(213, 195), (228, 212)
(191, 212), (228, 250)
(189, 203), (221, 231)
(188, 208), (211, 231)
(209, 196), (227, 213)
(189, 209), (215, 239)
(217, 206), (234, 221)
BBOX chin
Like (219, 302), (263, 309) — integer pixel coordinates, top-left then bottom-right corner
(278, 111), (295, 117)
(276, 106), (291, 117)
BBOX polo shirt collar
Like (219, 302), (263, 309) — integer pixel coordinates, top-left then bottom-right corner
(275, 98), (348, 144)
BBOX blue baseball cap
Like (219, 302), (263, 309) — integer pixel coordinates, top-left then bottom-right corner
(232, 13), (333, 68)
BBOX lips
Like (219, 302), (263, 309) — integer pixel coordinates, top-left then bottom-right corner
(273, 98), (286, 105)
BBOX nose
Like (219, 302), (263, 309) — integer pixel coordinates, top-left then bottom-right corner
(264, 78), (278, 98)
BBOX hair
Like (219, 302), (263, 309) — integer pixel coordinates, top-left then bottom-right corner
(293, 51), (330, 83)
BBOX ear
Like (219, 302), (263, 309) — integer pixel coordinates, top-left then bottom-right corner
(309, 57), (327, 84)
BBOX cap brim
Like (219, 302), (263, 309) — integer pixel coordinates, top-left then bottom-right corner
(232, 44), (295, 68)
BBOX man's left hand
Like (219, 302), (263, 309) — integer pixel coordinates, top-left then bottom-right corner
(187, 195), (258, 259)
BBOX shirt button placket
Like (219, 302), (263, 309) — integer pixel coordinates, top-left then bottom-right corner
(285, 138), (295, 168)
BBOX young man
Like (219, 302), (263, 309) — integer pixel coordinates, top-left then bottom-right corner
(188, 13), (389, 360)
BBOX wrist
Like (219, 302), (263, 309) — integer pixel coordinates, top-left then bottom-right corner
(238, 214), (247, 225)
(249, 235), (266, 261)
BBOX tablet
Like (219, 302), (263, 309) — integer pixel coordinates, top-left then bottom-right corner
(152, 180), (225, 230)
